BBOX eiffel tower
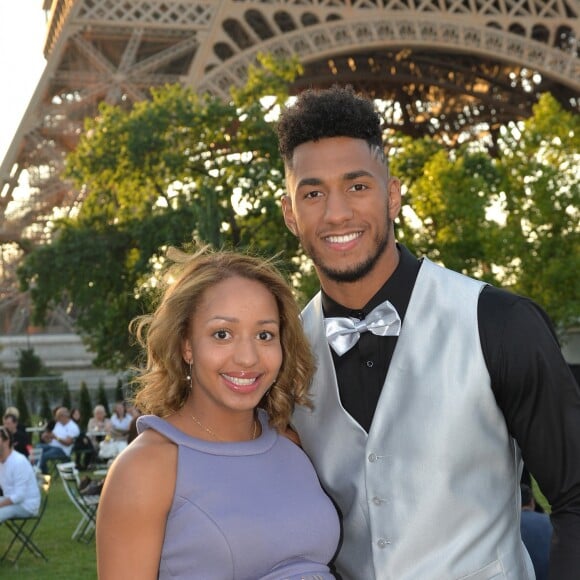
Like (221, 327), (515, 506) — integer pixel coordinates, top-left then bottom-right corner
(0, 0), (578, 336)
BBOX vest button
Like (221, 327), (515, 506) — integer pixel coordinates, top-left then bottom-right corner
(366, 360), (374, 368)
(377, 537), (391, 548)
(372, 496), (384, 506)
(368, 453), (378, 462)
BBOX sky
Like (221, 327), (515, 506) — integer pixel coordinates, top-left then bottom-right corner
(0, 3), (47, 164)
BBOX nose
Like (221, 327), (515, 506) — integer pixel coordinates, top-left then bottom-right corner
(324, 191), (353, 224)
(233, 337), (259, 367)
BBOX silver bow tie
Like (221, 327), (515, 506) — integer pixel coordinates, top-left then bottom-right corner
(324, 300), (401, 356)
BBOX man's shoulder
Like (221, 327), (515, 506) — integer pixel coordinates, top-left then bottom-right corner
(6, 449), (29, 468)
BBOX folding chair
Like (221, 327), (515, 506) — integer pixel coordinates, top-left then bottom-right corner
(1, 473), (52, 564)
(56, 462), (99, 543)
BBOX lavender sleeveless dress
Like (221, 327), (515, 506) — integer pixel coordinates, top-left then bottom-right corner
(137, 409), (339, 579)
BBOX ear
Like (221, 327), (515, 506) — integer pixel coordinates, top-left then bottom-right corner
(181, 338), (192, 363)
(387, 178), (402, 220)
(281, 194), (298, 236)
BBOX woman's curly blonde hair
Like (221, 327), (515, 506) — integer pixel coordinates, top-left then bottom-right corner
(130, 246), (314, 432)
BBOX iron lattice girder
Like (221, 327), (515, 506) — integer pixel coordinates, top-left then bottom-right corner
(293, 49), (549, 135)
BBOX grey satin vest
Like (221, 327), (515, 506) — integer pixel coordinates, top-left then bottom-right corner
(294, 258), (535, 580)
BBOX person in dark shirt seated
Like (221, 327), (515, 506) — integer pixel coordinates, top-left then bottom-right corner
(2, 412), (30, 458)
(521, 483), (552, 580)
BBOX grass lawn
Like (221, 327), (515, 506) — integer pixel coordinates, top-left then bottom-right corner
(0, 473), (97, 579)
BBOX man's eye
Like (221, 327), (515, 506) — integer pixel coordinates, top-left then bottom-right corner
(304, 190), (322, 199)
(350, 183), (368, 192)
(213, 329), (230, 340)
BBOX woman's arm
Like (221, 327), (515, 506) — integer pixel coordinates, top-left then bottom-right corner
(96, 430), (177, 579)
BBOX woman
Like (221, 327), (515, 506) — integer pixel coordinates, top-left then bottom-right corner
(86, 405), (112, 448)
(109, 401), (131, 441)
(97, 247), (340, 579)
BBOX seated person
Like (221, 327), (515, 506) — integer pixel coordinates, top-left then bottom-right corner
(110, 402), (132, 442)
(520, 483), (552, 580)
(87, 405), (112, 449)
(2, 412), (30, 458)
(0, 426), (40, 522)
(36, 407), (80, 474)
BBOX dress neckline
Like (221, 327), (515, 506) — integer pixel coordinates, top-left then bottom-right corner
(137, 408), (277, 456)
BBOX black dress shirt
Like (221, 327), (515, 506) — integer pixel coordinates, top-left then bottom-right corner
(13, 424), (30, 457)
(321, 244), (580, 577)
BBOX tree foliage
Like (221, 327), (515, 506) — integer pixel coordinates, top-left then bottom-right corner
(96, 381), (110, 417)
(40, 389), (52, 423)
(62, 383), (72, 410)
(391, 93), (579, 332)
(15, 385), (31, 428)
(18, 55), (578, 371)
(78, 381), (92, 431)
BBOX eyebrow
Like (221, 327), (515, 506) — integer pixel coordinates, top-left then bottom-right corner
(344, 170), (374, 181)
(208, 316), (279, 325)
(296, 170), (375, 190)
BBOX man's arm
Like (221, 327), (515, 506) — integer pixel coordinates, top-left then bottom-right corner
(479, 288), (580, 578)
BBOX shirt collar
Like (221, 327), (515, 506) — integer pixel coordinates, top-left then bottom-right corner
(321, 244), (420, 321)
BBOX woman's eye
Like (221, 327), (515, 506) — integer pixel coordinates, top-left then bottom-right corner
(213, 329), (230, 340)
(258, 331), (274, 341)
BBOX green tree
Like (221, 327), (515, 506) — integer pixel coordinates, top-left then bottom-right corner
(15, 385), (31, 427)
(493, 93), (579, 329)
(391, 93), (579, 332)
(96, 381), (110, 417)
(78, 382), (92, 430)
(62, 382), (72, 410)
(18, 54), (302, 370)
(40, 389), (53, 422)
(115, 378), (125, 403)
(18, 347), (44, 377)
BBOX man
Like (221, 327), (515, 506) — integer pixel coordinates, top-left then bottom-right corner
(2, 412), (30, 457)
(0, 426), (40, 522)
(521, 484), (552, 580)
(37, 406), (80, 474)
(277, 86), (580, 579)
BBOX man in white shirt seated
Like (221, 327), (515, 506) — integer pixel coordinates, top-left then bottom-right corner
(37, 407), (80, 474)
(0, 426), (41, 521)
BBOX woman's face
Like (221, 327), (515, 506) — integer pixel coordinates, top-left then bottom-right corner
(181, 276), (283, 418)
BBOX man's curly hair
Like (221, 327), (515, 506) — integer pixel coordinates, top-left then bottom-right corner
(277, 85), (383, 167)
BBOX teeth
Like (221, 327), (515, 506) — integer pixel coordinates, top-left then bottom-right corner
(326, 232), (360, 244)
(223, 375), (256, 386)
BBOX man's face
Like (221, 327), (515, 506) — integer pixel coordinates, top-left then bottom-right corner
(56, 410), (70, 425)
(0, 431), (10, 461)
(282, 136), (400, 287)
(2, 416), (16, 433)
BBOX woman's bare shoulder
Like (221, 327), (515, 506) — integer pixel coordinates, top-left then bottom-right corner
(103, 428), (177, 502)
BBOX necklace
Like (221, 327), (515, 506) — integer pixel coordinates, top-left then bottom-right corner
(190, 413), (258, 442)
